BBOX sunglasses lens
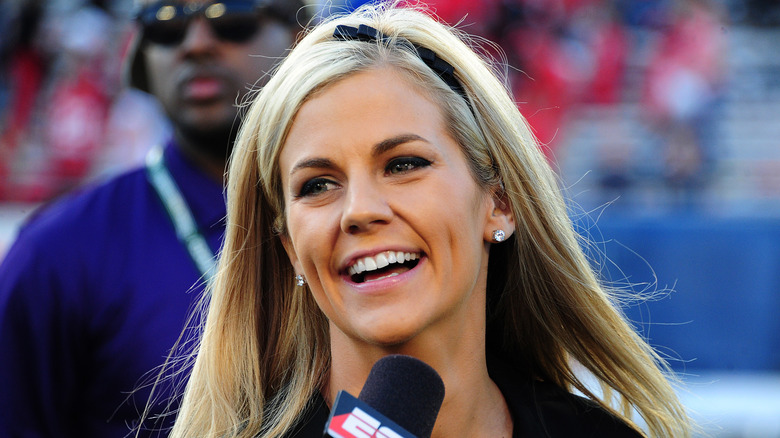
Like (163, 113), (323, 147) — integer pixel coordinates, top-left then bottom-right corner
(144, 18), (188, 45)
(211, 14), (260, 43)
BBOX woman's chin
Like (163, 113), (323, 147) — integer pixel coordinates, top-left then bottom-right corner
(350, 323), (422, 349)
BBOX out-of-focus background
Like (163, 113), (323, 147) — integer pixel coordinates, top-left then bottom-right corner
(1, 0), (778, 436)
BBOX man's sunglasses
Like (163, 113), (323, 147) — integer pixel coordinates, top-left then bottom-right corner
(137, 1), (281, 46)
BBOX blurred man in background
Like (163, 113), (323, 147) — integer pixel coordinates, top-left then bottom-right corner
(0, 0), (305, 436)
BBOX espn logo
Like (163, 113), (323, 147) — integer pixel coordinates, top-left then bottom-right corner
(328, 406), (405, 438)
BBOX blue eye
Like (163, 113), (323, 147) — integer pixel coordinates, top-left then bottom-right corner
(386, 157), (432, 175)
(298, 178), (337, 197)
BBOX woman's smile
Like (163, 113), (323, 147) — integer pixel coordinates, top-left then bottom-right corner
(343, 250), (422, 282)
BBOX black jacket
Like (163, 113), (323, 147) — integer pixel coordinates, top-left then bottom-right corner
(283, 357), (642, 438)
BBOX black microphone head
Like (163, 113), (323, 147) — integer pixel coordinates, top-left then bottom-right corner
(358, 355), (445, 438)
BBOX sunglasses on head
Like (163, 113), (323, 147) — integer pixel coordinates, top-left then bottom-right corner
(137, 1), (272, 46)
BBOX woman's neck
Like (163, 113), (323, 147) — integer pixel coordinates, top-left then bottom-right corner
(431, 371), (513, 438)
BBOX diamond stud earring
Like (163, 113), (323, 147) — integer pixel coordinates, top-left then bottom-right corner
(492, 229), (506, 243)
(295, 274), (306, 287)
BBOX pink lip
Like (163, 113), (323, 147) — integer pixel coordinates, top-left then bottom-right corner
(341, 255), (426, 294)
(182, 77), (224, 101)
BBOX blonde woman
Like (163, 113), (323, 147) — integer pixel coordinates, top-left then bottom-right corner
(169, 2), (692, 437)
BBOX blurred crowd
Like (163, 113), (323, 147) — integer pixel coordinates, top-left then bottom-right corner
(0, 0), (170, 202)
(1, 0), (778, 204)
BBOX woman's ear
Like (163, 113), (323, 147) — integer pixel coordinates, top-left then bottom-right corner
(279, 233), (302, 274)
(484, 188), (515, 242)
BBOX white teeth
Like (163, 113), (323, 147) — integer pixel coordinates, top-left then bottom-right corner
(375, 253), (389, 269)
(347, 251), (420, 276)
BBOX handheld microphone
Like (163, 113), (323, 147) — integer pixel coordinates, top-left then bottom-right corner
(324, 355), (445, 438)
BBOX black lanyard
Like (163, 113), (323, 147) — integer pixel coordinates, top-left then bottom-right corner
(145, 146), (216, 281)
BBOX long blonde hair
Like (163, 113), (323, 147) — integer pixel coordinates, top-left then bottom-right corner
(170, 3), (691, 437)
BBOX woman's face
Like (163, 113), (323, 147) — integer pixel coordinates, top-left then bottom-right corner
(279, 67), (513, 350)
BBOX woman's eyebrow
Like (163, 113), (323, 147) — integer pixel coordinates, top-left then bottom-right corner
(372, 134), (428, 157)
(290, 157), (336, 175)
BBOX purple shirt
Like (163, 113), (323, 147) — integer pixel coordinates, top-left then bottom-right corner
(0, 142), (225, 437)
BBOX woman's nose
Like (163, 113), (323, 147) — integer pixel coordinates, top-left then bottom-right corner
(340, 179), (393, 234)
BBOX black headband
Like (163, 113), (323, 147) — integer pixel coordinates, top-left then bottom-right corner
(332, 24), (469, 102)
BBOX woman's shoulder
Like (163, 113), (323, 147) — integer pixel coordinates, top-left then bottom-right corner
(280, 393), (331, 438)
(488, 357), (643, 438)
(523, 379), (642, 437)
